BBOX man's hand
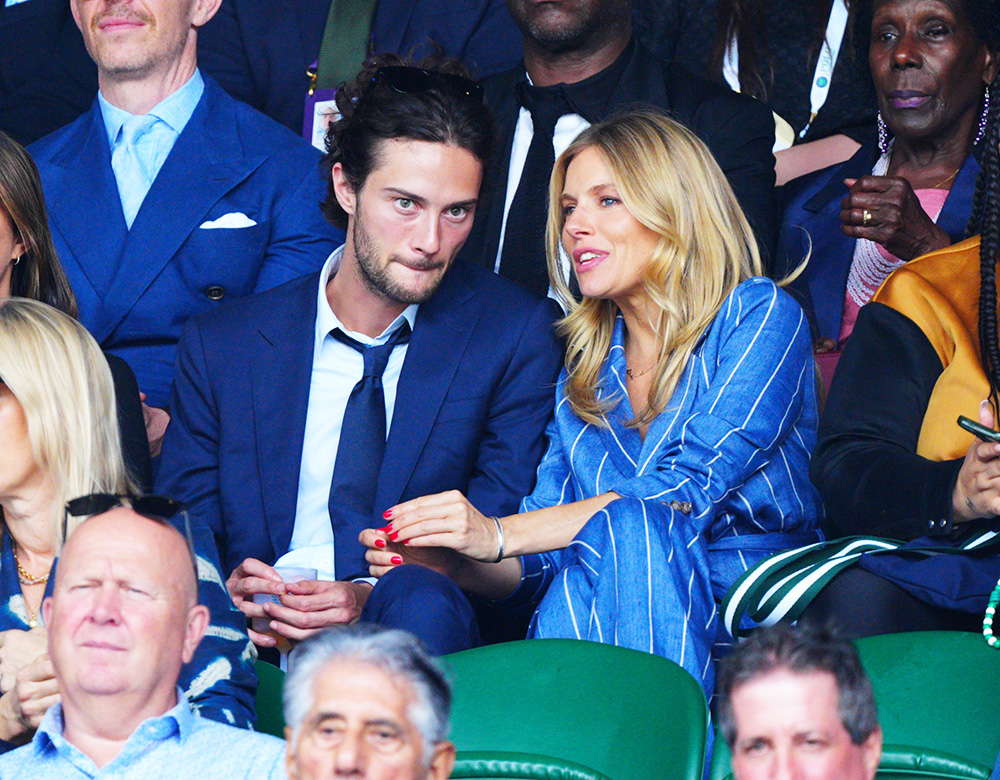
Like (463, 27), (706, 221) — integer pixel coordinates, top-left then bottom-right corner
(0, 628), (47, 695)
(0, 655), (58, 743)
(257, 581), (372, 646)
(953, 401), (1000, 523)
(227, 559), (372, 647)
(139, 393), (171, 458)
(226, 558), (287, 644)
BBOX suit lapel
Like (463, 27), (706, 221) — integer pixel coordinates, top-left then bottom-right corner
(938, 154), (980, 241)
(41, 105), (128, 342)
(251, 274), (319, 559)
(102, 80), (267, 337)
(462, 68), (521, 270)
(374, 265), (479, 513)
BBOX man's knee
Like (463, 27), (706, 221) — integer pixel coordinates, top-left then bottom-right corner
(362, 565), (480, 655)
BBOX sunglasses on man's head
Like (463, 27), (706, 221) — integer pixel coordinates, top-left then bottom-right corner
(63, 494), (198, 579)
(366, 65), (484, 104)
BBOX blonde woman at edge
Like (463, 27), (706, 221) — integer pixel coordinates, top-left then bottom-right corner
(0, 299), (254, 748)
(362, 111), (822, 696)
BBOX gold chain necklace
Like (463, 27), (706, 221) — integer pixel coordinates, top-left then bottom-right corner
(626, 363), (655, 380)
(929, 168), (959, 190)
(13, 546), (50, 586)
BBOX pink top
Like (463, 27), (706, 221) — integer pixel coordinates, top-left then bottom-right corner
(837, 188), (950, 345)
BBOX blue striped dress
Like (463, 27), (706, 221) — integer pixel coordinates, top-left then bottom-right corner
(503, 277), (824, 695)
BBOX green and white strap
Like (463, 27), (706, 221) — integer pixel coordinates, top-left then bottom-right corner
(722, 529), (1000, 639)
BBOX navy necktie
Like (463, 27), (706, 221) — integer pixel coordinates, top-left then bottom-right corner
(328, 321), (411, 579)
(498, 82), (570, 297)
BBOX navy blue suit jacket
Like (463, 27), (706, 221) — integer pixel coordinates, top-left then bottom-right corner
(155, 261), (563, 579)
(29, 76), (344, 407)
(198, 0), (523, 134)
(775, 140), (981, 341)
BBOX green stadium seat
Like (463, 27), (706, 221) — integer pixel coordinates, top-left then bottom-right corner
(445, 638), (708, 780)
(254, 658), (287, 738)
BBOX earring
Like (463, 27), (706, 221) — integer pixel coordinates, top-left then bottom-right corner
(877, 111), (889, 155)
(975, 87), (991, 147)
(11, 255), (20, 266)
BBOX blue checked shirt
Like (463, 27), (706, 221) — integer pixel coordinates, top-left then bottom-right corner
(0, 692), (285, 779)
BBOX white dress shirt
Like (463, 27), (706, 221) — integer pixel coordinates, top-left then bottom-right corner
(280, 247), (418, 580)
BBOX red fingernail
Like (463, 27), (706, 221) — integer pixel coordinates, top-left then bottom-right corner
(391, 556), (403, 565)
(374, 539), (386, 548)
(384, 522), (393, 532)
(383, 510), (393, 519)
(390, 531), (399, 540)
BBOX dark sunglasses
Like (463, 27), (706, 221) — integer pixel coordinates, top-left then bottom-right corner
(63, 494), (197, 581)
(366, 65), (484, 104)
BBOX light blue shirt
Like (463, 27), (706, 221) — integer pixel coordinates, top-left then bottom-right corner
(283, 247), (418, 579)
(99, 70), (204, 228)
(0, 691), (286, 779)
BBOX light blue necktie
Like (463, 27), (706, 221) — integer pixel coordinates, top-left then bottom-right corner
(111, 114), (158, 228)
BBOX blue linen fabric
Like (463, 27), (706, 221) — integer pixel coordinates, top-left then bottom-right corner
(0, 692), (285, 778)
(0, 523), (257, 735)
(504, 277), (823, 696)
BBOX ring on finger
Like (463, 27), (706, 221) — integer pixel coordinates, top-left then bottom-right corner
(862, 208), (873, 227)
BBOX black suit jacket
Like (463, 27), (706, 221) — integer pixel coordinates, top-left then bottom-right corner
(462, 38), (778, 271)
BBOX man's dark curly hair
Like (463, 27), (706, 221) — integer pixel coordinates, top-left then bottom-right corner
(320, 52), (495, 230)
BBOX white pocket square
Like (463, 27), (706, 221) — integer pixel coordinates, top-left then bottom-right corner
(199, 212), (257, 229)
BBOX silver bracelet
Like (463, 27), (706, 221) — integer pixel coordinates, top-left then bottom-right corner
(490, 516), (505, 563)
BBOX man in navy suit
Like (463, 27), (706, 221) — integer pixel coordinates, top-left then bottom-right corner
(156, 56), (563, 655)
(29, 0), (342, 417)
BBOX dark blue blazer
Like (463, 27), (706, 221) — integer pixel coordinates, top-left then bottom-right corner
(775, 140), (981, 342)
(155, 261), (563, 578)
(198, 0), (523, 134)
(29, 77), (343, 407)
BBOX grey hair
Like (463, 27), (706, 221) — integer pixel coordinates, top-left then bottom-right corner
(284, 625), (451, 756)
(715, 622), (879, 750)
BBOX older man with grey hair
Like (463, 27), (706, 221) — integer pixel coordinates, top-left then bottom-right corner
(284, 625), (456, 780)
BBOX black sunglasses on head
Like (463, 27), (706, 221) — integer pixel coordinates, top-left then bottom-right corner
(366, 65), (484, 104)
(63, 494), (198, 580)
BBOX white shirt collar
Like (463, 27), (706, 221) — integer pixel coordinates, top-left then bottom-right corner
(313, 247), (419, 354)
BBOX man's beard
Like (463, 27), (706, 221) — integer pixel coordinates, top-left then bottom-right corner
(352, 206), (448, 305)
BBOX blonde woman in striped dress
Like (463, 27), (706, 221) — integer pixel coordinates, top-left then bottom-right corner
(362, 111), (822, 696)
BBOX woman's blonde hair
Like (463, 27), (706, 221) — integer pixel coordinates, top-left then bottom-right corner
(546, 110), (764, 427)
(0, 298), (132, 544)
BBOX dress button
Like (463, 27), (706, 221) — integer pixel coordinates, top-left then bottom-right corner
(206, 285), (225, 301)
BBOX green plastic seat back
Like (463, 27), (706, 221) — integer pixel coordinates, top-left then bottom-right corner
(710, 631), (1000, 780)
(255, 659), (287, 738)
(452, 751), (613, 779)
(445, 639), (708, 780)
(855, 631), (1000, 774)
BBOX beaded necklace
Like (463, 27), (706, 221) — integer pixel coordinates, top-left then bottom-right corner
(984, 577), (1000, 648)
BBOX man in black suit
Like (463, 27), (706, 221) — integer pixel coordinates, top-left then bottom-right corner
(462, 0), (777, 297)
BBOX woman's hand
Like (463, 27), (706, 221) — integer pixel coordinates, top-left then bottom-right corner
(953, 401), (1000, 523)
(360, 534), (462, 579)
(368, 490), (502, 563)
(0, 655), (58, 743)
(840, 176), (952, 261)
(0, 628), (47, 695)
